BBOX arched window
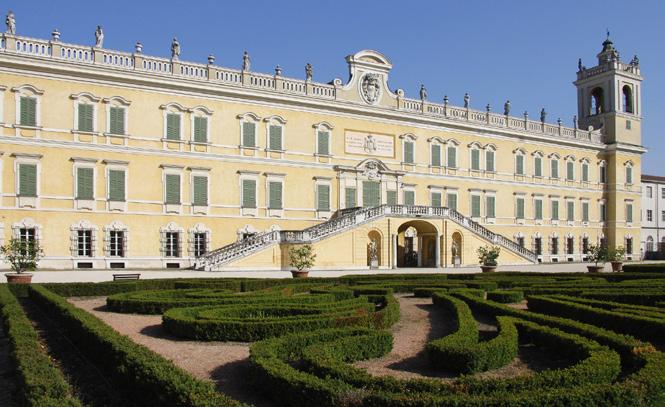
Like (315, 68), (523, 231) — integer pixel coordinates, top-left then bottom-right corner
(590, 87), (604, 115)
(622, 85), (633, 114)
(646, 236), (654, 252)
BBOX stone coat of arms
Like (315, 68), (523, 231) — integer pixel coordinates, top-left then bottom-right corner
(361, 73), (381, 104)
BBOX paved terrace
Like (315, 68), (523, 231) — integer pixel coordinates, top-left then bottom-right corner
(15, 262), (663, 283)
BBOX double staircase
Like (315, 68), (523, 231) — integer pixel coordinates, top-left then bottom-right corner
(195, 205), (537, 271)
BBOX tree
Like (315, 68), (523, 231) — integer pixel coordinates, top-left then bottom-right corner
(477, 245), (501, 266)
(0, 238), (44, 274)
(289, 244), (316, 271)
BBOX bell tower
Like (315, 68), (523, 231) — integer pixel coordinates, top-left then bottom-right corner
(574, 33), (643, 146)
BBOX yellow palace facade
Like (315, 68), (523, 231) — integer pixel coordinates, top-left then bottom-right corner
(0, 25), (644, 270)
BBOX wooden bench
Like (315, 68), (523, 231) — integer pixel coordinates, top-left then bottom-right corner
(112, 273), (141, 281)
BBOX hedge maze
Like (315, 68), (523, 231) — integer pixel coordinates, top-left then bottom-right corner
(1, 267), (665, 406)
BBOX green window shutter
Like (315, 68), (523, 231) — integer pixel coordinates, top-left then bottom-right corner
(535, 157), (542, 177)
(567, 161), (574, 180)
(551, 160), (558, 178)
(486, 196), (495, 218)
(431, 192), (442, 207)
(552, 200), (559, 220)
(582, 202), (589, 222)
(567, 201), (574, 221)
(471, 149), (480, 170)
(242, 122), (256, 147)
(108, 169), (125, 201)
(485, 150), (494, 171)
(269, 181), (282, 209)
(76, 167), (94, 200)
(78, 104), (94, 132)
(242, 179), (256, 208)
(516, 198), (525, 219)
(404, 141), (414, 164)
(20, 97), (37, 126)
(404, 190), (415, 206)
(166, 113), (180, 140)
(626, 167), (633, 184)
(535, 200), (543, 219)
(582, 164), (589, 182)
(165, 174), (181, 204)
(386, 190), (397, 205)
(516, 155), (524, 175)
(431, 144), (441, 167)
(471, 195), (481, 217)
(362, 181), (381, 208)
(447, 193), (457, 211)
(19, 97), (28, 126)
(109, 107), (125, 135)
(193, 176), (208, 206)
(447, 146), (456, 167)
(194, 117), (208, 143)
(317, 184), (330, 211)
(317, 131), (330, 156)
(345, 187), (356, 208)
(626, 204), (633, 223)
(269, 125), (283, 151)
(18, 163), (37, 197)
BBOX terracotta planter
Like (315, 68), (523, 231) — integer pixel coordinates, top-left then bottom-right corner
(5, 273), (33, 284)
(587, 265), (604, 273)
(610, 261), (623, 272)
(480, 265), (497, 273)
(291, 270), (309, 278)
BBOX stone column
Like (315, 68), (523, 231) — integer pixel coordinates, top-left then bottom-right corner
(435, 234), (441, 268)
(392, 234), (397, 269)
(417, 236), (423, 267)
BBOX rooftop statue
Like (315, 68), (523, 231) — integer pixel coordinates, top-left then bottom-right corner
(171, 37), (180, 60)
(242, 51), (251, 71)
(419, 84), (427, 101)
(305, 63), (312, 81)
(95, 25), (104, 48)
(540, 108), (547, 123)
(504, 100), (511, 115)
(463, 93), (470, 108)
(5, 10), (15, 35)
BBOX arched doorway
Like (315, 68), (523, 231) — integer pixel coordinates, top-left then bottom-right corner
(451, 231), (462, 266)
(396, 220), (438, 268)
(367, 230), (382, 267)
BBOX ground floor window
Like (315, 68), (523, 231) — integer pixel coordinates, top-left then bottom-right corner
(534, 237), (542, 256)
(109, 230), (125, 257)
(165, 232), (180, 257)
(626, 238), (633, 255)
(566, 237), (574, 255)
(18, 227), (36, 255)
(582, 237), (589, 254)
(77, 230), (93, 257)
(194, 232), (207, 257)
(517, 237), (525, 248)
(551, 237), (559, 255)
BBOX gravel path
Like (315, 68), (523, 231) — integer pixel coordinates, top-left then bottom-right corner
(69, 297), (274, 407)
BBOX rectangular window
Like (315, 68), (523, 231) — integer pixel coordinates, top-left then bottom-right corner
(242, 179), (257, 208)
(534, 237), (542, 256)
(193, 116), (208, 143)
(76, 167), (94, 200)
(18, 163), (37, 197)
(626, 120), (632, 130)
(194, 232), (207, 257)
(567, 237), (574, 255)
(551, 237), (559, 255)
(317, 184), (330, 211)
(269, 125), (283, 151)
(534, 156), (542, 177)
(662, 188), (665, 199)
(165, 232), (180, 257)
(567, 201), (574, 221)
(551, 200), (559, 220)
(447, 146), (457, 168)
(582, 163), (589, 182)
(268, 181), (283, 210)
(431, 192), (442, 207)
(166, 113), (181, 140)
(662, 210), (665, 222)
(566, 161), (574, 181)
(485, 150), (495, 172)
(386, 190), (397, 205)
(600, 166), (607, 184)
(647, 186), (653, 198)
(471, 149), (480, 171)
(242, 121), (256, 148)
(109, 231), (124, 257)
(551, 160), (559, 179)
(78, 103), (94, 132)
(108, 169), (125, 201)
(109, 107), (125, 135)
(647, 209), (653, 222)
(404, 190), (415, 206)
(431, 144), (441, 167)
(165, 174), (181, 204)
(19, 96), (37, 126)
(515, 155), (524, 175)
(192, 176), (208, 206)
(583, 237), (589, 254)
(317, 131), (330, 156)
(600, 203), (606, 222)
(403, 141), (414, 164)
(486, 195), (496, 218)
(471, 195), (481, 218)
(535, 199), (543, 220)
(447, 193), (457, 211)
(582, 201), (589, 222)
(626, 167), (633, 184)
(77, 230), (93, 257)
(516, 197), (525, 219)
(19, 228), (36, 255)
(517, 237), (525, 248)
(626, 238), (633, 255)
(362, 181), (381, 208)
(345, 187), (357, 208)
(626, 203), (633, 223)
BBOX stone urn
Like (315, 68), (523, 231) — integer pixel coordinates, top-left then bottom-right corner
(610, 261), (623, 272)
(480, 265), (497, 273)
(291, 270), (309, 278)
(5, 273), (33, 284)
(587, 265), (604, 273)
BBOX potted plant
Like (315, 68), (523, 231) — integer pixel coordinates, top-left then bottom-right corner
(1, 238), (44, 284)
(477, 245), (500, 273)
(608, 246), (626, 272)
(289, 244), (316, 278)
(586, 244), (608, 273)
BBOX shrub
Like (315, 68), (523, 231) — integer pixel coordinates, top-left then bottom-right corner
(0, 237), (44, 274)
(289, 244), (316, 271)
(623, 264), (665, 273)
(487, 290), (524, 303)
(477, 245), (501, 266)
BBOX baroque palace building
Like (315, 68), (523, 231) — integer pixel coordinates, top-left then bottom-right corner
(0, 18), (644, 270)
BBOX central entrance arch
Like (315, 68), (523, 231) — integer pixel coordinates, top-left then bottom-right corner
(396, 220), (438, 268)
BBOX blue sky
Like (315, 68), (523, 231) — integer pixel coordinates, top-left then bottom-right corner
(4, 0), (664, 174)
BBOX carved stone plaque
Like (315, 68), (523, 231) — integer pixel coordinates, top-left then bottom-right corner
(345, 130), (394, 158)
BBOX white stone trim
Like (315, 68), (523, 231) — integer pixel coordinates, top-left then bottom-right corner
(265, 172), (285, 218)
(69, 219), (98, 258)
(12, 153), (41, 208)
(239, 171), (259, 216)
(103, 220), (129, 257)
(71, 157), (97, 211)
(161, 165), (184, 214)
(104, 160), (128, 212)
(188, 223), (211, 257)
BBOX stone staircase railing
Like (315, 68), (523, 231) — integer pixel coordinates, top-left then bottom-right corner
(196, 205), (536, 270)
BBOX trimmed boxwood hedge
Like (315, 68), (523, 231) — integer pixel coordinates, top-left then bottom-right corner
(487, 290), (524, 303)
(623, 264), (665, 273)
(0, 285), (81, 407)
(28, 285), (248, 407)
